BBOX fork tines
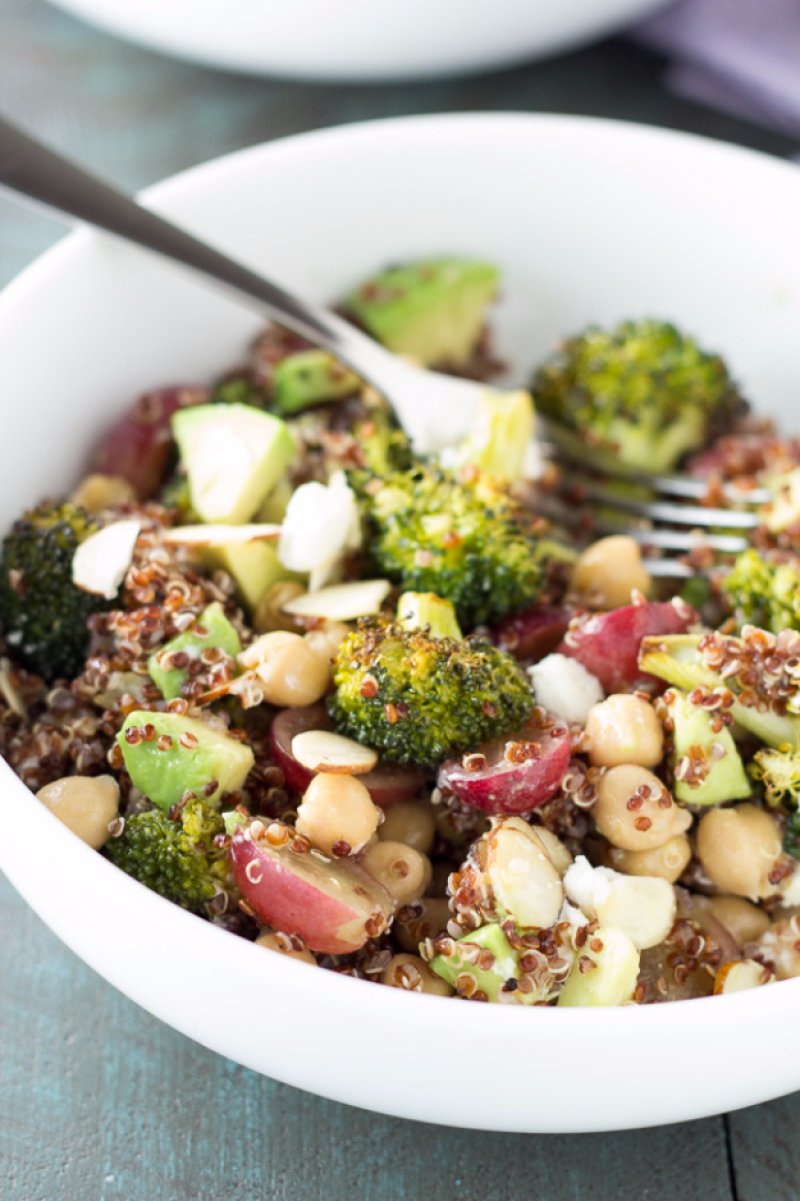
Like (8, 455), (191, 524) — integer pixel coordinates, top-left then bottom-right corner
(536, 420), (768, 578)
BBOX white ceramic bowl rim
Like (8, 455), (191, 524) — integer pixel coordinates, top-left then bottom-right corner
(2, 113), (800, 1132)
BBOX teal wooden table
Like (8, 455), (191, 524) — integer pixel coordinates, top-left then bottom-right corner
(2, 4), (799, 1198)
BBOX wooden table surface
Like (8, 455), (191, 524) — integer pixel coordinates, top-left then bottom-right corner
(2, 3), (799, 1198)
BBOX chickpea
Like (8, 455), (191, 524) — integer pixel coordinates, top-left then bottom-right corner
(394, 897), (452, 953)
(585, 694), (664, 769)
(378, 799), (436, 854)
(296, 772), (380, 856)
(361, 840), (432, 905)
(705, 895), (771, 948)
(594, 765), (692, 851)
(255, 930), (317, 965)
(240, 631), (329, 707)
(302, 622), (351, 667)
(696, 803), (782, 900)
(71, 473), (136, 514)
(607, 833), (692, 883)
(36, 774), (119, 849)
(570, 536), (652, 610)
(381, 953), (453, 996)
(252, 581), (306, 634)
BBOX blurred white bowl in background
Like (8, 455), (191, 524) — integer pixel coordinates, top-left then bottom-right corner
(46, 0), (669, 81)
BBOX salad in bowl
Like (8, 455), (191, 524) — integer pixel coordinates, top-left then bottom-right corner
(3, 253), (800, 1012)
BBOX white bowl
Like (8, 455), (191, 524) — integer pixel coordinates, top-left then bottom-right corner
(46, 0), (668, 81)
(2, 114), (800, 1132)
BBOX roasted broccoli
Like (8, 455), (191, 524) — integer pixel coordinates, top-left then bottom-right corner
(354, 463), (553, 628)
(0, 502), (110, 681)
(722, 549), (800, 634)
(751, 748), (800, 856)
(455, 389), (535, 483)
(105, 798), (237, 913)
(328, 617), (533, 766)
(211, 373), (268, 409)
(639, 627), (800, 751)
(352, 408), (414, 477)
(533, 319), (746, 474)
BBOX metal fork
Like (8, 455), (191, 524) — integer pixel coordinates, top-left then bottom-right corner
(0, 115), (488, 456)
(535, 417), (769, 579)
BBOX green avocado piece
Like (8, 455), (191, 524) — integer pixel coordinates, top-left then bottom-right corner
(147, 602), (241, 700)
(257, 477), (294, 524)
(273, 350), (359, 416)
(202, 541), (297, 610)
(172, 402), (296, 524)
(664, 688), (751, 806)
(430, 923), (521, 1002)
(344, 258), (499, 368)
(117, 710), (254, 811)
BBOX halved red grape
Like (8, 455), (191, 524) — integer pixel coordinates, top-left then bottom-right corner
(556, 600), (696, 694)
(490, 604), (571, 663)
(269, 704), (426, 806)
(92, 385), (208, 498)
(437, 714), (571, 815)
(231, 823), (394, 954)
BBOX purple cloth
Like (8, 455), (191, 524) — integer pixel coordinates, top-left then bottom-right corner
(634, 0), (800, 149)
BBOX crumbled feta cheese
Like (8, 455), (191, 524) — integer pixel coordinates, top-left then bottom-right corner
(528, 653), (603, 724)
(278, 472), (361, 591)
(563, 855), (614, 917)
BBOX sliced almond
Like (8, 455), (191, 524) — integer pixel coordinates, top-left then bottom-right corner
(163, 523), (281, 548)
(72, 519), (141, 599)
(282, 579), (391, 622)
(714, 958), (773, 995)
(485, 816), (563, 930)
(291, 729), (379, 775)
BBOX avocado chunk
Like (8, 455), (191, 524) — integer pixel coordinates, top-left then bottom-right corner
(663, 687), (750, 806)
(430, 923), (521, 1002)
(397, 591), (462, 640)
(117, 710), (254, 811)
(204, 541), (297, 610)
(147, 602), (241, 700)
(172, 403), (296, 524)
(557, 925), (640, 1007)
(273, 350), (360, 415)
(456, 389), (535, 483)
(344, 258), (499, 368)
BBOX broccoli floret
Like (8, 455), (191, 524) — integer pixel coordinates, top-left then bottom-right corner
(354, 464), (552, 628)
(106, 798), (237, 913)
(160, 472), (198, 520)
(751, 748), (800, 855)
(455, 390), (535, 483)
(722, 549), (800, 634)
(328, 617), (533, 766)
(0, 502), (110, 681)
(639, 628), (800, 750)
(211, 374), (268, 408)
(352, 409), (414, 477)
(533, 319), (746, 474)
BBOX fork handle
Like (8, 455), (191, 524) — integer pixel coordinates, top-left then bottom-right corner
(0, 115), (393, 382)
